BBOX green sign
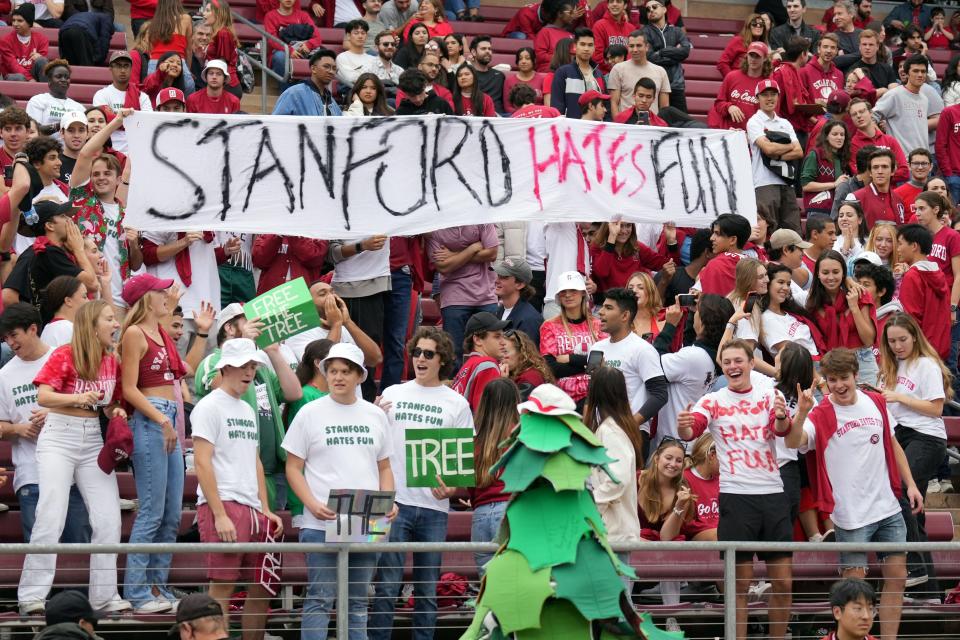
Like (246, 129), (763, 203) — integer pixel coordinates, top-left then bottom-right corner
(243, 277), (321, 349)
(405, 427), (476, 488)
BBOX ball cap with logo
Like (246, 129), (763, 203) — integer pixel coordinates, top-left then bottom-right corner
(493, 257), (533, 284)
(156, 87), (186, 108)
(167, 594), (223, 637)
(578, 89), (611, 107)
(121, 273), (175, 307)
(463, 311), (509, 344)
(97, 415), (134, 474)
(746, 41), (769, 57)
(754, 78), (780, 96)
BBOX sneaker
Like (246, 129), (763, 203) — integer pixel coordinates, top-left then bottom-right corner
(748, 581), (772, 603)
(903, 595), (941, 605)
(135, 599), (172, 614)
(0, 503), (9, 512)
(19, 601), (44, 616)
(821, 529), (836, 543)
(665, 617), (681, 633)
(809, 533), (824, 543)
(96, 596), (133, 614)
(639, 583), (662, 596)
(928, 479), (943, 494)
(941, 479), (955, 493)
(905, 569), (929, 588)
(119, 498), (138, 511)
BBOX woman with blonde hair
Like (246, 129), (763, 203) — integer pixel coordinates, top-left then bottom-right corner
(625, 271), (664, 339)
(540, 271), (606, 406)
(119, 274), (187, 613)
(865, 222), (899, 269)
(469, 378), (520, 573)
(18, 299), (130, 615)
(202, 0), (242, 98)
(147, 0), (195, 94)
(590, 221), (678, 295)
(720, 258), (775, 376)
(501, 329), (554, 391)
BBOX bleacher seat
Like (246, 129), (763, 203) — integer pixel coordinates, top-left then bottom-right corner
(0, 80), (100, 104)
(0, 27), (126, 52)
(683, 16), (741, 35)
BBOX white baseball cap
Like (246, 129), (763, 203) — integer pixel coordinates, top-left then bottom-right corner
(60, 110), (87, 130)
(320, 343), (367, 382)
(215, 338), (270, 370)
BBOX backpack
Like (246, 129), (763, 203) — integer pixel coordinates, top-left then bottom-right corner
(237, 48), (255, 93)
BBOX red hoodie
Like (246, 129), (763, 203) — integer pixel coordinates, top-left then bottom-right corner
(263, 8), (324, 60)
(589, 239), (679, 292)
(772, 61), (814, 133)
(899, 260), (951, 359)
(533, 25), (572, 73)
(708, 70), (759, 131)
(502, 0), (593, 38)
(800, 58), (844, 104)
(592, 10), (637, 71)
(717, 37), (748, 77)
(850, 128), (909, 183)
(935, 104), (960, 178)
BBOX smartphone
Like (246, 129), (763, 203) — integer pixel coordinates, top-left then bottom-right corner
(744, 292), (760, 314)
(3, 165), (11, 181)
(636, 111), (650, 126)
(586, 350), (604, 374)
(678, 293), (697, 308)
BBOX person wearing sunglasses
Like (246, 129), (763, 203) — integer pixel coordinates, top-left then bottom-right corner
(718, 12), (770, 77)
(370, 327), (473, 640)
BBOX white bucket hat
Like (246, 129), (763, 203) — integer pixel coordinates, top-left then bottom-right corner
(320, 343), (368, 382)
(216, 338), (270, 369)
(553, 271), (587, 304)
(517, 383), (579, 417)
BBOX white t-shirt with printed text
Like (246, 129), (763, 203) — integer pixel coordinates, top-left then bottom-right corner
(141, 231), (221, 316)
(760, 309), (820, 357)
(381, 380), (474, 513)
(888, 356), (946, 439)
(0, 349), (52, 492)
(191, 388), (262, 510)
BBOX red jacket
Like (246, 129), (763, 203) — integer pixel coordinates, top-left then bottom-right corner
(800, 58), (843, 104)
(697, 251), (744, 296)
(708, 70), (760, 131)
(852, 183), (905, 227)
(0, 30), (49, 80)
(592, 11), (637, 71)
(936, 104), (960, 178)
(503, 1), (593, 38)
(899, 261), (951, 359)
(614, 108), (668, 126)
(849, 128), (909, 184)
(257, 0), (278, 22)
(772, 61), (814, 133)
(589, 240), (678, 293)
(533, 25), (572, 73)
(251, 235), (328, 295)
(717, 37), (748, 77)
(263, 9), (324, 59)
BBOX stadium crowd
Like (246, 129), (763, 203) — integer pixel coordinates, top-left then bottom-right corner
(0, 0), (959, 639)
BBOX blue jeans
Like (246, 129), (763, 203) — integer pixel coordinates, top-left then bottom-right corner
(300, 527), (377, 640)
(146, 57), (196, 95)
(19, 483), (90, 543)
(471, 500), (507, 575)
(124, 399), (184, 607)
(379, 269), (414, 393)
(442, 303), (498, 364)
(369, 505), (448, 640)
(270, 50), (293, 92)
(835, 512), (907, 570)
(854, 346), (879, 387)
(949, 320), (960, 402)
(444, 0), (479, 14)
(946, 175), (960, 205)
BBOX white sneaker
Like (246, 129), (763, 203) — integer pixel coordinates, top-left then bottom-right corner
(119, 498), (138, 511)
(96, 596), (133, 614)
(19, 600), (44, 616)
(0, 503), (9, 512)
(748, 581), (772, 603)
(940, 479), (955, 493)
(928, 479), (942, 494)
(665, 617), (682, 633)
(809, 533), (824, 543)
(135, 599), (172, 614)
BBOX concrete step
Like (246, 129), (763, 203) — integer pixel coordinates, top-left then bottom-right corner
(925, 493), (960, 510)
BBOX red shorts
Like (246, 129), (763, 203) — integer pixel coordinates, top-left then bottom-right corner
(197, 501), (270, 582)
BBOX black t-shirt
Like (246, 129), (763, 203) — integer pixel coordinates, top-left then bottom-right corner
(395, 93), (454, 115)
(59, 154), (77, 184)
(2, 244), (81, 304)
(849, 59), (898, 90)
(475, 67), (505, 113)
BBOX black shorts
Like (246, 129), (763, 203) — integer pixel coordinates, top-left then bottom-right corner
(718, 492), (793, 562)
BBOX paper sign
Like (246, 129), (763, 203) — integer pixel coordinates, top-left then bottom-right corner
(243, 277), (321, 348)
(405, 427), (476, 488)
(255, 524), (283, 596)
(325, 489), (395, 542)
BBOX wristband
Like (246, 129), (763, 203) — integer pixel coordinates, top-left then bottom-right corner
(196, 332), (209, 338)
(354, 241), (364, 253)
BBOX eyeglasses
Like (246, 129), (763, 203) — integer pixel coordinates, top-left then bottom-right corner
(411, 347), (438, 359)
(910, 161), (931, 167)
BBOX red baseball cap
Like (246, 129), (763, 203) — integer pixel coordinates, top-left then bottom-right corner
(121, 273), (174, 307)
(156, 87), (186, 108)
(746, 41), (769, 57)
(98, 416), (133, 474)
(578, 89), (611, 107)
(754, 78), (780, 96)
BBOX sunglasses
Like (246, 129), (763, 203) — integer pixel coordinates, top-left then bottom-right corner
(411, 347), (438, 359)
(658, 436), (687, 451)
(750, 20), (764, 26)
(380, 41), (397, 47)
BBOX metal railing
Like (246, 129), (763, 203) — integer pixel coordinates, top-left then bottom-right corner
(6, 539), (960, 639)
(229, 11), (291, 114)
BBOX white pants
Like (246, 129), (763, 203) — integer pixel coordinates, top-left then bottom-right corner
(18, 413), (122, 607)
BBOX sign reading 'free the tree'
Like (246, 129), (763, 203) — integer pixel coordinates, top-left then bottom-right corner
(243, 277), (321, 349)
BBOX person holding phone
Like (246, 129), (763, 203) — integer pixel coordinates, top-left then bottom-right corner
(721, 258), (776, 376)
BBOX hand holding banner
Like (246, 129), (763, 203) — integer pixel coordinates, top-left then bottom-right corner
(325, 489), (396, 542)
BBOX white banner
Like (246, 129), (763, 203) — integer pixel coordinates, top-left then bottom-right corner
(124, 112), (757, 239)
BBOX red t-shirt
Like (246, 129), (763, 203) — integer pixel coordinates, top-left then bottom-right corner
(456, 93), (497, 117)
(682, 467), (719, 537)
(929, 225), (960, 287)
(186, 89), (241, 114)
(33, 345), (121, 407)
(894, 182), (923, 218)
(511, 103), (561, 118)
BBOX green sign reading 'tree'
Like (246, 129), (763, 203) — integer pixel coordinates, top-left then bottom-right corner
(243, 277), (321, 349)
(405, 427), (476, 488)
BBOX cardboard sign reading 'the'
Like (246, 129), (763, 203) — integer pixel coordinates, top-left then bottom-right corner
(405, 427), (476, 488)
(243, 277), (321, 348)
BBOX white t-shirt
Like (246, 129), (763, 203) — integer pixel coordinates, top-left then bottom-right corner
(544, 222), (589, 303)
(525, 221), (546, 270)
(656, 344), (718, 445)
(334, 0), (362, 23)
(746, 110), (798, 188)
(381, 381), (474, 512)
(91, 85), (153, 153)
(99, 202), (125, 305)
(191, 388), (262, 510)
(281, 394), (390, 531)
(336, 50), (374, 87)
(888, 356), (946, 439)
(589, 332), (663, 417)
(285, 324), (355, 363)
(25, 93), (83, 129)
(691, 384), (785, 495)
(801, 391), (902, 529)
(760, 309), (820, 357)
(15, 183), (69, 255)
(39, 319), (73, 348)
(332, 243), (390, 285)
(141, 231), (221, 316)
(0, 349), (52, 492)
